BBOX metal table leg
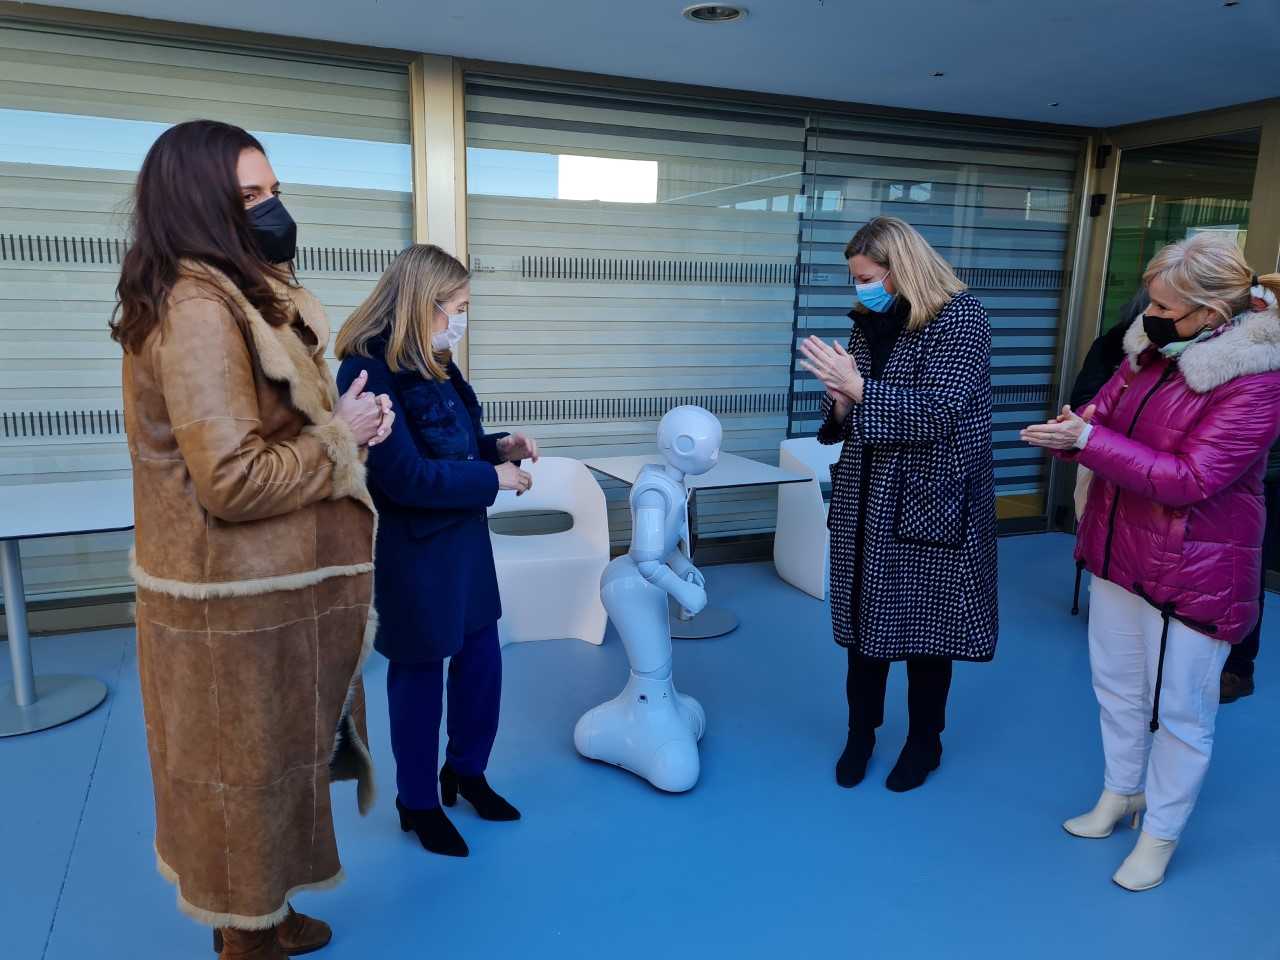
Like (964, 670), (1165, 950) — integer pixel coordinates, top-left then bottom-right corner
(669, 488), (739, 639)
(0, 539), (108, 737)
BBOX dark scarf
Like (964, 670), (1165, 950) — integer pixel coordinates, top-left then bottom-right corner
(850, 296), (910, 379)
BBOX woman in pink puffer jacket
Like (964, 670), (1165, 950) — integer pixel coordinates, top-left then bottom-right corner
(1024, 233), (1280, 892)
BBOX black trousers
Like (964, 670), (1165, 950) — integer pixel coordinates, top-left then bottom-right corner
(846, 649), (953, 737)
(1225, 479), (1280, 680)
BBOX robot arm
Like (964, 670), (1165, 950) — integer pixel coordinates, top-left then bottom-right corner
(665, 548), (704, 588)
(632, 490), (707, 615)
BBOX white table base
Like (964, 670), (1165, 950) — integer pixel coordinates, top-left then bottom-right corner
(1, 540), (108, 737)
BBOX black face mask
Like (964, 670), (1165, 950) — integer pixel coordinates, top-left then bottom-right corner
(1142, 308), (1201, 348)
(247, 196), (297, 264)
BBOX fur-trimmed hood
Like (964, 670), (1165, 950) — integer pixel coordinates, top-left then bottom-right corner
(1123, 305), (1280, 394)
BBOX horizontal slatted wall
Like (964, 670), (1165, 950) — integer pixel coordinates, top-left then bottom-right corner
(0, 22), (410, 602)
(465, 79), (805, 546)
(791, 116), (1081, 519)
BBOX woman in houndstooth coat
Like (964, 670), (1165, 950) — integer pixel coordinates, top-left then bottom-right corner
(799, 216), (998, 794)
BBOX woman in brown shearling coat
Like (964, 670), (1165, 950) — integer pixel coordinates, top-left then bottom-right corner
(113, 120), (393, 960)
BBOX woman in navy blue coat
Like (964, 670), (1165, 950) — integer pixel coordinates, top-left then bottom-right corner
(336, 244), (536, 857)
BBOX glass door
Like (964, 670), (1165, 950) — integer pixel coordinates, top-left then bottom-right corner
(1099, 129), (1261, 331)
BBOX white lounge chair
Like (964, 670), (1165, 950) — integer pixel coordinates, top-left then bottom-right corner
(773, 436), (840, 600)
(488, 456), (610, 647)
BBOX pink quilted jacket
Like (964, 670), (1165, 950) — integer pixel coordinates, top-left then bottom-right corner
(1071, 307), (1280, 643)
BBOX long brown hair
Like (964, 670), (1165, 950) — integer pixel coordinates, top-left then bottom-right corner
(844, 216), (967, 331)
(111, 120), (290, 354)
(335, 244), (469, 382)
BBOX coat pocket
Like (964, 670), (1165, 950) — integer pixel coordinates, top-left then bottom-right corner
(1163, 507), (1188, 562)
(825, 458), (844, 532)
(401, 385), (470, 459)
(893, 461), (969, 549)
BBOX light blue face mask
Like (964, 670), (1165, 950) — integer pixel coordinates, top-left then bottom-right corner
(1159, 325), (1216, 359)
(855, 274), (896, 313)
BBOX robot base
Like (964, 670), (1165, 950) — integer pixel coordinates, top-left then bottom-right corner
(574, 672), (705, 793)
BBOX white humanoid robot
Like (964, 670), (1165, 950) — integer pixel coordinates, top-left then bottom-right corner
(574, 405), (722, 792)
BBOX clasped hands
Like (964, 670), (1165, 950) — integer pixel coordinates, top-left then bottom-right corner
(1020, 403), (1097, 451)
(335, 370), (394, 447)
(798, 336), (865, 407)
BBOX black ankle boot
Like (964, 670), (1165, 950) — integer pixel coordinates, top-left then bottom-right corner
(835, 730), (876, 788)
(885, 734), (942, 793)
(440, 764), (521, 821)
(397, 797), (469, 857)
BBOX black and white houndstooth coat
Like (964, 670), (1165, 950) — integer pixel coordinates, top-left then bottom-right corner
(818, 291), (998, 661)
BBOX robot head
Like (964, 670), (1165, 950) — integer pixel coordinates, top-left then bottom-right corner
(657, 405), (722, 476)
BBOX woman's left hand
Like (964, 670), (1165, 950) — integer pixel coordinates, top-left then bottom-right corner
(498, 433), (540, 463)
(798, 336), (864, 402)
(1020, 404), (1095, 451)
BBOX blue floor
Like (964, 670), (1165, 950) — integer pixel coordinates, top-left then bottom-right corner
(5, 533), (1280, 959)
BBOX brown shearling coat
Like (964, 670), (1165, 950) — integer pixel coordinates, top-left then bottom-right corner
(123, 261), (377, 930)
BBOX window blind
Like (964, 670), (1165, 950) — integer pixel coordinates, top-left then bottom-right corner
(0, 22), (411, 602)
(464, 78), (806, 545)
(791, 116), (1082, 520)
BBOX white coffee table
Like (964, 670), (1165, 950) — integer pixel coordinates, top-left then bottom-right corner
(585, 453), (807, 638)
(0, 479), (133, 736)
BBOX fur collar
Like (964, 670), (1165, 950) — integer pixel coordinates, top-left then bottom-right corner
(178, 259), (337, 425)
(1122, 306), (1280, 394)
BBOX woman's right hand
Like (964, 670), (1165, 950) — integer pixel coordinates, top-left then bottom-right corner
(496, 461), (533, 496)
(335, 370), (383, 446)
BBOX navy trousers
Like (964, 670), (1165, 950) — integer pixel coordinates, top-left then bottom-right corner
(386, 622), (502, 810)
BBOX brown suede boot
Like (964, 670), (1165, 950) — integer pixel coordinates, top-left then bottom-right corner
(274, 906), (333, 956)
(214, 907), (332, 957)
(216, 927), (286, 960)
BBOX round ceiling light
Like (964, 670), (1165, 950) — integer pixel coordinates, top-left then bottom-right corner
(683, 4), (748, 24)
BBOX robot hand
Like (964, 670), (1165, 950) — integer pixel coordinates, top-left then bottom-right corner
(672, 574), (708, 617)
(667, 550), (704, 585)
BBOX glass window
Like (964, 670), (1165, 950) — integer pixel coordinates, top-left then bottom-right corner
(792, 116), (1083, 524)
(0, 23), (411, 603)
(464, 78), (806, 545)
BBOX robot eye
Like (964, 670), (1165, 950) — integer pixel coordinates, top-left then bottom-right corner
(675, 435), (695, 454)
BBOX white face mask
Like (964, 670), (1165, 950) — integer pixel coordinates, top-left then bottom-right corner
(431, 306), (468, 352)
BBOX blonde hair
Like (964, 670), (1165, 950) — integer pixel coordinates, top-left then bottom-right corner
(1142, 233), (1280, 324)
(335, 244), (469, 381)
(844, 216), (966, 331)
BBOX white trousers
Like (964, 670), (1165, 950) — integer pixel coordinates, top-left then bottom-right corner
(1088, 577), (1230, 840)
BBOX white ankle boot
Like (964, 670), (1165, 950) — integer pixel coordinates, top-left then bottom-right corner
(1063, 789), (1146, 838)
(1113, 831), (1177, 891)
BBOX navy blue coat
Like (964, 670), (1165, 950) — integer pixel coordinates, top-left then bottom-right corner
(337, 348), (507, 663)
